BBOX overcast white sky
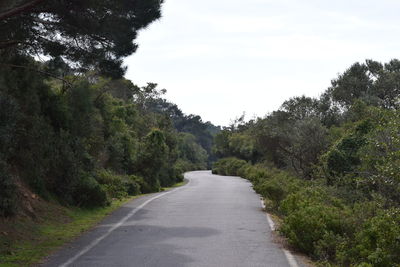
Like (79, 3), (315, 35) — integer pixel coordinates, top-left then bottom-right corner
(125, 0), (400, 126)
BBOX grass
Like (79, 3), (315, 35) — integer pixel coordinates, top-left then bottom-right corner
(0, 197), (136, 267)
(0, 180), (187, 267)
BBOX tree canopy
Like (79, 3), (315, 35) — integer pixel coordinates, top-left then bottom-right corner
(0, 0), (163, 78)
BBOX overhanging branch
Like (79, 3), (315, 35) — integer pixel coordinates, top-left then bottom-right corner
(0, 63), (72, 87)
(0, 0), (46, 21)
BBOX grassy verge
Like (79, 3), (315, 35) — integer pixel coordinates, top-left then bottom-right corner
(0, 181), (187, 267)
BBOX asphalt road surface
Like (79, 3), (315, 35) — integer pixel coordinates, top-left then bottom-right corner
(42, 171), (305, 267)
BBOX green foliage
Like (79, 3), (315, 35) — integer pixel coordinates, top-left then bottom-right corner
(330, 62), (373, 108)
(213, 130), (257, 163)
(213, 158), (302, 210)
(281, 203), (345, 256)
(173, 159), (201, 180)
(322, 119), (374, 181)
(254, 172), (302, 210)
(95, 169), (142, 200)
(357, 110), (400, 204)
(0, 54), (216, 216)
(212, 157), (248, 176)
(146, 97), (220, 166)
(1, 0), (164, 77)
(0, 159), (16, 217)
(0, 92), (19, 156)
(330, 59), (400, 109)
(350, 209), (400, 266)
(137, 129), (167, 190)
(73, 175), (108, 208)
(279, 187), (350, 258)
(177, 132), (208, 169)
(212, 59), (400, 266)
(213, 105), (328, 178)
(214, 157), (400, 266)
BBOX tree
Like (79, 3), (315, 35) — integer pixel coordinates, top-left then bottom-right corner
(0, 0), (164, 78)
(177, 132), (207, 168)
(371, 59), (400, 109)
(137, 129), (168, 190)
(252, 112), (328, 177)
(280, 96), (319, 121)
(329, 62), (373, 108)
(328, 59), (400, 110)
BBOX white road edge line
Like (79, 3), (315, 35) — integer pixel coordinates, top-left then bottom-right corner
(260, 199), (299, 267)
(283, 249), (300, 267)
(59, 178), (191, 267)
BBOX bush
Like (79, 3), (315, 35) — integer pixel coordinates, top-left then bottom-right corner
(0, 160), (16, 217)
(214, 158), (303, 211)
(212, 157), (247, 176)
(280, 201), (348, 256)
(237, 163), (252, 178)
(73, 175), (108, 208)
(277, 186), (356, 262)
(345, 209), (400, 266)
(245, 164), (271, 184)
(225, 158), (248, 176)
(95, 169), (145, 198)
(124, 175), (142, 196)
(135, 177), (153, 194)
(0, 92), (19, 156)
(254, 176), (298, 210)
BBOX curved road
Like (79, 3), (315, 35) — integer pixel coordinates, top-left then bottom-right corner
(43, 171), (304, 267)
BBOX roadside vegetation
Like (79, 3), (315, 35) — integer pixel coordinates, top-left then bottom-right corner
(0, 180), (188, 267)
(213, 60), (400, 266)
(0, 1), (219, 264)
(0, 55), (218, 215)
(1, 196), (135, 266)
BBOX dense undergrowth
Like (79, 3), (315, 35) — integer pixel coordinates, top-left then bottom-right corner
(212, 60), (400, 267)
(0, 53), (218, 217)
(213, 158), (400, 267)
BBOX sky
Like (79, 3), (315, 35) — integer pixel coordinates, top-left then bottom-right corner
(125, 0), (400, 126)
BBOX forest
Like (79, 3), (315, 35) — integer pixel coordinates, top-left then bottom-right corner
(0, 54), (219, 215)
(212, 59), (400, 266)
(0, 0), (218, 217)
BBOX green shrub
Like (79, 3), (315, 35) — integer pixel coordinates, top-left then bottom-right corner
(124, 175), (142, 196)
(212, 157), (248, 176)
(174, 158), (205, 177)
(211, 157), (228, 175)
(245, 165), (270, 183)
(96, 169), (147, 197)
(0, 160), (16, 217)
(280, 202), (346, 256)
(73, 175), (108, 208)
(135, 177), (153, 194)
(278, 186), (353, 261)
(237, 163), (252, 178)
(321, 119), (374, 185)
(225, 158), (248, 176)
(348, 209), (400, 267)
(253, 170), (302, 210)
(0, 92), (19, 156)
(174, 159), (192, 174)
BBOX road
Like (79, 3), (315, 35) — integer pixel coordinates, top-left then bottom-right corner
(42, 171), (304, 267)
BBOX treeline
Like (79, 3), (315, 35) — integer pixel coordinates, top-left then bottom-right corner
(0, 0), (220, 217)
(213, 60), (400, 266)
(0, 53), (218, 216)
